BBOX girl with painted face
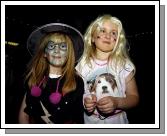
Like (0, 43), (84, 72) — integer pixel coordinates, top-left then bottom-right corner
(76, 15), (139, 124)
(19, 23), (84, 124)
(45, 39), (68, 67)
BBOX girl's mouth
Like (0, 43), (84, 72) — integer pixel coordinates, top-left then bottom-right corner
(53, 56), (61, 59)
(103, 41), (111, 44)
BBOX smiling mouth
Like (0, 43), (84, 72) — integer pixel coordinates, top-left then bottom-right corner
(52, 56), (61, 59)
(103, 41), (111, 44)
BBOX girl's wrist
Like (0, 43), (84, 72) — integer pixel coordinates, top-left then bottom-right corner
(113, 97), (120, 110)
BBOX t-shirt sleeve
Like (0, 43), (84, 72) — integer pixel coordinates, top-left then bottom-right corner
(122, 61), (135, 79)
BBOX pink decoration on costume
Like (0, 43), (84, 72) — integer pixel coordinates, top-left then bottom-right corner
(31, 86), (42, 97)
(49, 91), (62, 104)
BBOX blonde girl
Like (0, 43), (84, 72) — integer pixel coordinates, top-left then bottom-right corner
(76, 15), (139, 124)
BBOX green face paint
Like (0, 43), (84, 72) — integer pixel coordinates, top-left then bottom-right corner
(45, 41), (68, 67)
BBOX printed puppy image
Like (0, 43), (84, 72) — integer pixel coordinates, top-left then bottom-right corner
(87, 73), (118, 101)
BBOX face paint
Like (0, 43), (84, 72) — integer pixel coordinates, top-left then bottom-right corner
(92, 21), (119, 53)
(45, 41), (68, 67)
(97, 27), (118, 41)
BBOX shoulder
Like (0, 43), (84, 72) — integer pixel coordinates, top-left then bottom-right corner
(76, 58), (93, 71)
(124, 60), (135, 72)
(74, 73), (85, 94)
(122, 60), (136, 78)
(74, 72), (85, 90)
(74, 72), (84, 82)
(118, 60), (135, 78)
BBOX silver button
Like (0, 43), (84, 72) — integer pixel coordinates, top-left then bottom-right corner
(57, 107), (60, 110)
(65, 101), (68, 104)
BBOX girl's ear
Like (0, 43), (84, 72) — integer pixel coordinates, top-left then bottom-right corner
(44, 53), (47, 57)
(92, 36), (95, 43)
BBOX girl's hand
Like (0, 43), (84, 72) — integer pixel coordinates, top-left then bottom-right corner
(84, 94), (97, 113)
(97, 96), (118, 114)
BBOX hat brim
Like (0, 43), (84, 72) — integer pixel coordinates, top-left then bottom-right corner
(27, 23), (84, 62)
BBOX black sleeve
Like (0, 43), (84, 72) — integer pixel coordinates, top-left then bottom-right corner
(72, 75), (85, 123)
(24, 89), (34, 116)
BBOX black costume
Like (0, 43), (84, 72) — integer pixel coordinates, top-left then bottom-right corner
(24, 74), (84, 124)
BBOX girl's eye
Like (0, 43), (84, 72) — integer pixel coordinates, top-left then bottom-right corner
(112, 31), (117, 36)
(60, 43), (67, 50)
(100, 29), (105, 33)
(46, 41), (67, 51)
(47, 43), (55, 50)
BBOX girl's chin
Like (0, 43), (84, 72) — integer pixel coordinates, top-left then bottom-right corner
(50, 62), (64, 67)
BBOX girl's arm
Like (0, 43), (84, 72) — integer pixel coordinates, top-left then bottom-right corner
(18, 94), (30, 124)
(115, 74), (139, 110)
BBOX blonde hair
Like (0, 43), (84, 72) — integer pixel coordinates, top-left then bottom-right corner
(25, 33), (76, 94)
(79, 14), (135, 74)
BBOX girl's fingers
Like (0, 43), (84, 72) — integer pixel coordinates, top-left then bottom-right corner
(86, 107), (95, 112)
(91, 94), (97, 102)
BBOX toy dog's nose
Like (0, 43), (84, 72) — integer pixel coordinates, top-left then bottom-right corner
(102, 86), (109, 94)
(102, 86), (107, 90)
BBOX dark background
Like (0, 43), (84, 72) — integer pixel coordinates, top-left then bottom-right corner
(5, 5), (155, 124)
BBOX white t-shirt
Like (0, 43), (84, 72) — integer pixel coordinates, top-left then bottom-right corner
(76, 58), (134, 124)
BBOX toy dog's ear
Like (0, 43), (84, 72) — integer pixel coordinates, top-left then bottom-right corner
(104, 74), (117, 90)
(87, 81), (92, 89)
(109, 78), (116, 90)
(91, 83), (96, 92)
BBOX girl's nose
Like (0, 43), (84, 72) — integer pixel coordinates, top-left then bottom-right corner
(54, 45), (60, 53)
(104, 33), (112, 39)
(104, 33), (116, 42)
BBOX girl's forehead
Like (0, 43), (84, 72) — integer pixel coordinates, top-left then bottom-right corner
(100, 20), (118, 30)
(49, 35), (66, 43)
